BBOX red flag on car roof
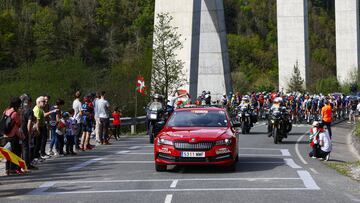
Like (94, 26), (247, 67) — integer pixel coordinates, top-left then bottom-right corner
(136, 75), (146, 95)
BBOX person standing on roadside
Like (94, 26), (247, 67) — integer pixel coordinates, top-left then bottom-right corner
(19, 94), (38, 170)
(321, 100), (332, 139)
(3, 97), (24, 175)
(33, 96), (49, 160)
(98, 91), (110, 145)
(48, 99), (65, 156)
(72, 91), (82, 152)
(93, 92), (101, 144)
(112, 107), (121, 140)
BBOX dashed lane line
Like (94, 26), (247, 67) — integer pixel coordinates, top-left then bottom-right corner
(281, 149), (291, 156)
(27, 182), (56, 195)
(66, 157), (105, 171)
(170, 180), (178, 188)
(297, 170), (320, 190)
(164, 194), (173, 203)
(284, 158), (302, 169)
(128, 146), (142, 150)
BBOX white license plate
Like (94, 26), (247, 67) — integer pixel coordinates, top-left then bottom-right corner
(181, 151), (205, 158)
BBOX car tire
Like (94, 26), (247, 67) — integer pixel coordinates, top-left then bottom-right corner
(228, 162), (236, 172)
(273, 127), (278, 144)
(155, 164), (167, 172)
(241, 122), (246, 134)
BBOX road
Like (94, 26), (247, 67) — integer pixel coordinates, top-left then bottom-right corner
(1, 123), (360, 203)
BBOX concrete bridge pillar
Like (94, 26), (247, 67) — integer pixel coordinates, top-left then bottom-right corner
(154, 0), (232, 100)
(335, 0), (360, 84)
(277, 0), (310, 91)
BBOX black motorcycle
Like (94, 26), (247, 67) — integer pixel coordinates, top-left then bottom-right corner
(237, 106), (257, 134)
(146, 101), (166, 143)
(268, 107), (292, 144)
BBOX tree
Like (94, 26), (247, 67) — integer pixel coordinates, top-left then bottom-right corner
(288, 61), (305, 92)
(151, 12), (185, 100)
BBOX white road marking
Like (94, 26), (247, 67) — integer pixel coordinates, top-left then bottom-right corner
(49, 177), (300, 184)
(117, 152), (152, 155)
(100, 161), (153, 164)
(240, 162), (284, 164)
(170, 180), (178, 188)
(239, 154), (287, 157)
(41, 188), (319, 195)
(116, 151), (130, 154)
(164, 194), (173, 203)
(297, 170), (320, 190)
(66, 157), (104, 171)
(284, 158), (302, 169)
(309, 168), (319, 174)
(253, 123), (266, 128)
(295, 134), (308, 165)
(281, 149), (291, 156)
(128, 146), (142, 150)
(239, 147), (282, 151)
(28, 182), (56, 195)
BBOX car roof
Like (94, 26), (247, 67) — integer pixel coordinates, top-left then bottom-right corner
(174, 106), (226, 112)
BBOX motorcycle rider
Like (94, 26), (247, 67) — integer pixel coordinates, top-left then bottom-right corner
(146, 94), (164, 134)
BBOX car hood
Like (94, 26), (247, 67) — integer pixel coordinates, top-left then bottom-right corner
(160, 127), (229, 141)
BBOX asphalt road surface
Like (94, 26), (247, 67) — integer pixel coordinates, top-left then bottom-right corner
(1, 123), (360, 203)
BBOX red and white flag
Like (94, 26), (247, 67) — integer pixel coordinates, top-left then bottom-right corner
(136, 75), (146, 95)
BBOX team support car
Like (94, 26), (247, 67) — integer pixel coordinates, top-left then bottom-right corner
(154, 107), (240, 172)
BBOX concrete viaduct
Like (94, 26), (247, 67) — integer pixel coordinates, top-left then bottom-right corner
(154, 0), (360, 99)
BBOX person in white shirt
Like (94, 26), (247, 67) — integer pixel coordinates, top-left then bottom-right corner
(97, 91), (110, 144)
(93, 92), (101, 143)
(316, 122), (332, 161)
(72, 91), (82, 151)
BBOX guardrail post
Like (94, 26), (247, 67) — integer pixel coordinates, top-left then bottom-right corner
(131, 125), (136, 134)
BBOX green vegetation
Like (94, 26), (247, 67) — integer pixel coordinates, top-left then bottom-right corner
(325, 161), (360, 182)
(0, 0), (353, 112)
(355, 122), (360, 138)
(287, 61), (305, 93)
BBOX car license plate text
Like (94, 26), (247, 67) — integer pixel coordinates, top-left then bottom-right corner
(181, 151), (205, 157)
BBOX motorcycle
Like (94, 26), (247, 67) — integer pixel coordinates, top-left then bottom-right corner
(237, 106), (257, 134)
(268, 107), (292, 144)
(146, 101), (166, 144)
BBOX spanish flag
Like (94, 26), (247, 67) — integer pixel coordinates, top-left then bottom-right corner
(0, 147), (27, 171)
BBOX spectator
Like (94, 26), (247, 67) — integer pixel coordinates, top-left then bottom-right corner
(72, 91), (82, 152)
(348, 99), (357, 124)
(55, 112), (68, 156)
(41, 95), (53, 158)
(3, 97), (24, 175)
(80, 96), (93, 150)
(321, 100), (332, 139)
(93, 92), (101, 144)
(309, 122), (332, 161)
(48, 99), (64, 156)
(19, 94), (38, 170)
(308, 121), (320, 158)
(33, 96), (47, 161)
(112, 107), (121, 140)
(98, 91), (110, 145)
(65, 109), (77, 155)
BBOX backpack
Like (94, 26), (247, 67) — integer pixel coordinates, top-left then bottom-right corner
(0, 111), (16, 136)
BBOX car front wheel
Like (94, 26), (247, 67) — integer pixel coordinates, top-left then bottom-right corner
(155, 163), (167, 172)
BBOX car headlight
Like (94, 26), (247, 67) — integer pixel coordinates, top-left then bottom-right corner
(157, 138), (174, 146)
(215, 138), (232, 146)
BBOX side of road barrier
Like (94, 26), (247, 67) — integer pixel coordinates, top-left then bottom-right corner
(111, 116), (147, 134)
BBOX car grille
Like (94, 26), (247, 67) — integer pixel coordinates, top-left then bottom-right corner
(173, 142), (215, 151)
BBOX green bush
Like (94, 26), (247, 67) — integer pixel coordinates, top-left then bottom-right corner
(314, 76), (340, 94)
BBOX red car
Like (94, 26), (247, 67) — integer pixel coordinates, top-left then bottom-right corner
(154, 107), (240, 172)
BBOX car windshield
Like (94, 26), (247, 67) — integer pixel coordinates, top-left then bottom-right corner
(167, 110), (228, 127)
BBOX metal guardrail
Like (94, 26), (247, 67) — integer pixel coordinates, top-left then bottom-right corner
(109, 116), (147, 127)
